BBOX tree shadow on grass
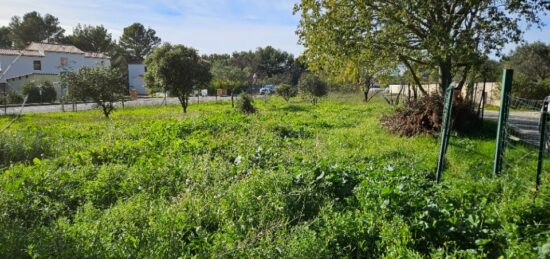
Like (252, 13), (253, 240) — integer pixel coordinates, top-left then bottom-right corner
(456, 119), (498, 140)
(281, 104), (312, 113)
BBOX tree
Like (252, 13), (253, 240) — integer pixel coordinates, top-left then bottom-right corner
(505, 42), (550, 83)
(295, 0), (550, 94)
(276, 83), (297, 102)
(9, 11), (65, 48)
(119, 23), (161, 63)
(144, 43), (212, 113)
(298, 73), (328, 105)
(63, 24), (114, 53)
(211, 62), (250, 107)
(65, 67), (126, 118)
(0, 27), (12, 48)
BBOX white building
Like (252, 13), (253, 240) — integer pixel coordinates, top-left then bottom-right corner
(128, 64), (148, 95)
(0, 42), (110, 97)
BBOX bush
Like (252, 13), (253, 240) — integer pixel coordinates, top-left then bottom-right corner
(22, 81), (57, 103)
(8, 91), (24, 104)
(0, 131), (50, 167)
(276, 84), (297, 102)
(236, 93), (256, 114)
(298, 73), (328, 105)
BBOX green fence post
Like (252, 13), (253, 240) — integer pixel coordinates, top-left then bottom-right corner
(436, 84), (455, 182)
(493, 69), (514, 176)
(536, 99), (549, 192)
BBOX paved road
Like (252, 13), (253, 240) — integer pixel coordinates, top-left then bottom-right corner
(485, 110), (542, 146)
(1, 96), (231, 115)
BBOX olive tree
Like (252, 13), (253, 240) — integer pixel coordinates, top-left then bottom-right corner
(298, 73), (328, 105)
(144, 43), (212, 113)
(275, 84), (297, 102)
(65, 67), (126, 118)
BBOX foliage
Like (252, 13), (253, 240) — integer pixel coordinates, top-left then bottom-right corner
(275, 84), (297, 102)
(513, 75), (550, 99)
(0, 131), (50, 168)
(22, 81), (57, 103)
(144, 43), (212, 113)
(0, 26), (12, 48)
(6, 91), (23, 104)
(211, 62), (250, 107)
(505, 42), (550, 83)
(0, 96), (548, 257)
(8, 11), (65, 49)
(119, 23), (161, 63)
(62, 24), (114, 53)
(298, 73), (328, 104)
(295, 0), (550, 94)
(236, 93), (257, 114)
(65, 67), (126, 118)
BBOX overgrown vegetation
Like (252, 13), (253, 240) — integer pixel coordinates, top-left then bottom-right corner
(0, 95), (548, 257)
(21, 81), (57, 103)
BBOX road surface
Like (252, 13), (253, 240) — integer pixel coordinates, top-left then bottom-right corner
(485, 110), (541, 146)
(1, 96), (231, 115)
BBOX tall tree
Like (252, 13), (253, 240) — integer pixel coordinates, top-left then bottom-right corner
(0, 27), (12, 48)
(119, 23), (161, 63)
(144, 43), (211, 113)
(505, 42), (550, 83)
(9, 11), (65, 48)
(63, 24), (114, 53)
(295, 0), (550, 94)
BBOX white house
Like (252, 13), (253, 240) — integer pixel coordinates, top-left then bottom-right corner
(128, 64), (148, 95)
(0, 42), (110, 97)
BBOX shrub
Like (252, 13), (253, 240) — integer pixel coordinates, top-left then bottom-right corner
(21, 81), (57, 103)
(8, 91), (24, 104)
(236, 93), (256, 114)
(276, 84), (297, 102)
(298, 73), (328, 105)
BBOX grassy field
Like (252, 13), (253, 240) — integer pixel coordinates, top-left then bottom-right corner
(0, 94), (549, 258)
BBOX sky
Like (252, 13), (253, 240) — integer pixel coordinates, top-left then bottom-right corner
(0, 0), (549, 57)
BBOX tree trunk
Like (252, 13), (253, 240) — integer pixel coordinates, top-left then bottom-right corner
(178, 95), (188, 113)
(363, 89), (369, 102)
(231, 90), (234, 108)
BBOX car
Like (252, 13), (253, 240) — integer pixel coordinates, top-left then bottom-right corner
(259, 84), (276, 95)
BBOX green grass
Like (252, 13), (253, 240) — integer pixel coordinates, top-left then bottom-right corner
(0, 94), (549, 258)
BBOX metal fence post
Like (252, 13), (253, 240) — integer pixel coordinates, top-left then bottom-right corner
(493, 69), (514, 176)
(536, 97), (549, 191)
(436, 84), (455, 182)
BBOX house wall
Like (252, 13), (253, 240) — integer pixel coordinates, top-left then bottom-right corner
(128, 64), (148, 95)
(0, 53), (110, 83)
(6, 74), (63, 99)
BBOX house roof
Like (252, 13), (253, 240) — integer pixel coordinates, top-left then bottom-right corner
(26, 42), (85, 54)
(0, 42), (110, 59)
(5, 72), (59, 81)
(0, 48), (44, 57)
(84, 52), (110, 59)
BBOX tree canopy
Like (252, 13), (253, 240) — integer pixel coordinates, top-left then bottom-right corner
(505, 41), (550, 83)
(8, 11), (65, 48)
(63, 24), (114, 53)
(144, 43), (211, 113)
(0, 27), (12, 48)
(64, 67), (126, 118)
(119, 23), (161, 63)
(295, 0), (550, 93)
(211, 61), (251, 107)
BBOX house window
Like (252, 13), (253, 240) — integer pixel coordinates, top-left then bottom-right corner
(144, 66), (147, 72)
(60, 57), (68, 66)
(33, 60), (41, 71)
